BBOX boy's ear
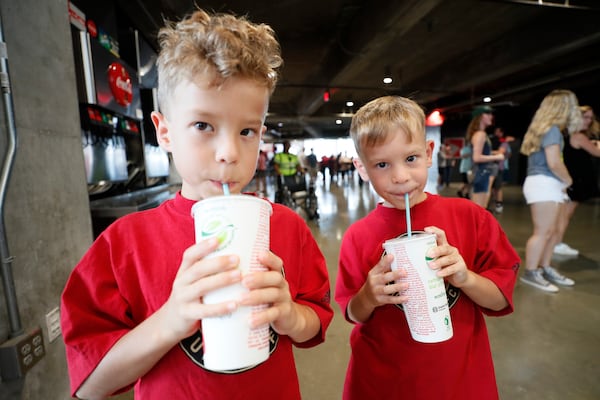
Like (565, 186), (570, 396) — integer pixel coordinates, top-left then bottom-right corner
(353, 158), (370, 182)
(426, 139), (434, 167)
(151, 111), (172, 152)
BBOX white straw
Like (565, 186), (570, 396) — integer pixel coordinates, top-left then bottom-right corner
(405, 193), (412, 237)
(222, 183), (230, 196)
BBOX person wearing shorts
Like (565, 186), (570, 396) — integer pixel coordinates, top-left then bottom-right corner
(519, 89), (580, 293)
(466, 106), (504, 209)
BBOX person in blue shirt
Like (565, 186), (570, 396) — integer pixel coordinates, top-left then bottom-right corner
(519, 89), (581, 293)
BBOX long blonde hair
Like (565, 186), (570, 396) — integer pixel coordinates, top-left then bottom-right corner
(520, 89), (582, 156)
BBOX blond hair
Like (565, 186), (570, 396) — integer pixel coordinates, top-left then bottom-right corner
(579, 105), (600, 139)
(350, 96), (425, 156)
(156, 9), (282, 115)
(520, 89), (582, 156)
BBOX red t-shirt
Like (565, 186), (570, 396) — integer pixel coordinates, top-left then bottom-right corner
(61, 193), (333, 399)
(335, 194), (520, 400)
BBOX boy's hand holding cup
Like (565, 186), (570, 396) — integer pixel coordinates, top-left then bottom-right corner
(192, 194), (272, 371)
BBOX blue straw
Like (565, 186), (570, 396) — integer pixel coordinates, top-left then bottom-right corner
(222, 183), (230, 196)
(405, 193), (412, 237)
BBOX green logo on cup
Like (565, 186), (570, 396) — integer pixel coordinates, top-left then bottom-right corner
(200, 216), (235, 250)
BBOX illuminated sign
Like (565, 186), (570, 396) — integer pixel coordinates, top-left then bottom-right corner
(107, 62), (133, 107)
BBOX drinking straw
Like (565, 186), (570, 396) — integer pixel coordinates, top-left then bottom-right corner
(405, 193), (412, 237)
(222, 183), (230, 196)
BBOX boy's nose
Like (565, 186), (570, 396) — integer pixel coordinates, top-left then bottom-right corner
(392, 165), (410, 183)
(215, 134), (240, 163)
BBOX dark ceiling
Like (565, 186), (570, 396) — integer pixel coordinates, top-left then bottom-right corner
(116, 0), (600, 139)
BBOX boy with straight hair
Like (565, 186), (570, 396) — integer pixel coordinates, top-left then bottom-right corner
(335, 96), (519, 399)
(61, 9), (332, 399)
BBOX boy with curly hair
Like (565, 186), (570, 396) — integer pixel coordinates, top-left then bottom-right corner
(61, 9), (332, 399)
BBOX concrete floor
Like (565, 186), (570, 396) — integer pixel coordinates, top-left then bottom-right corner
(114, 173), (600, 399)
(290, 174), (600, 400)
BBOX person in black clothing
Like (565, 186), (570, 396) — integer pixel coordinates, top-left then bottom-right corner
(555, 105), (600, 256)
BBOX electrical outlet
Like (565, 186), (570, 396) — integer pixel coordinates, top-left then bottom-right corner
(0, 327), (45, 380)
(45, 307), (61, 343)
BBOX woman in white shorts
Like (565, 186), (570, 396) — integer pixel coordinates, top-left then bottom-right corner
(519, 90), (581, 293)
(522, 174), (569, 204)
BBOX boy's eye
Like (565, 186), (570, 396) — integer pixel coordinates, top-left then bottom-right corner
(240, 128), (256, 137)
(406, 155), (417, 163)
(193, 121), (212, 131)
(375, 162), (388, 169)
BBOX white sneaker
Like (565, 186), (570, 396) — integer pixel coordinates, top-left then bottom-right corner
(553, 243), (579, 256)
(494, 203), (503, 214)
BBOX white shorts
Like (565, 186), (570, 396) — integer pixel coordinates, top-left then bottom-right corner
(522, 174), (569, 204)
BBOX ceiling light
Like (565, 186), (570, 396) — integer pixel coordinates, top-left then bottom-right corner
(335, 119), (343, 125)
(383, 67), (393, 84)
(483, 96), (492, 103)
(346, 100), (354, 107)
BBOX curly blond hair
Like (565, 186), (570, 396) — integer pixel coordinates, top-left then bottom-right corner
(350, 96), (425, 156)
(155, 9), (282, 115)
(520, 89), (582, 156)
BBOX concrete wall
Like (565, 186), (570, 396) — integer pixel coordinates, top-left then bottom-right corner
(0, 0), (92, 398)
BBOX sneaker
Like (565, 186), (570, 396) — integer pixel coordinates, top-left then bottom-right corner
(553, 242), (579, 256)
(542, 266), (575, 286)
(494, 202), (503, 214)
(519, 269), (559, 293)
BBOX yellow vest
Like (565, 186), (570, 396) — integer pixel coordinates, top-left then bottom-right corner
(274, 153), (299, 176)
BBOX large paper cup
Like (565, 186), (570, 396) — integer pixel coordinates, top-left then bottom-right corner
(383, 232), (453, 343)
(191, 195), (272, 371)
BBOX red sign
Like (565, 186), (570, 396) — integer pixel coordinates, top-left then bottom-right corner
(68, 2), (86, 31)
(445, 138), (465, 158)
(86, 19), (97, 38)
(107, 62), (133, 107)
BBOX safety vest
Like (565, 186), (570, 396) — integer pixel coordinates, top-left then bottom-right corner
(274, 153), (299, 176)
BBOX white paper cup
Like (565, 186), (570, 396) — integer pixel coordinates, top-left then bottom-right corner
(383, 231), (453, 343)
(191, 195), (272, 371)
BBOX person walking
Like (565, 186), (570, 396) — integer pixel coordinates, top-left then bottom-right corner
(466, 105), (504, 209)
(305, 148), (319, 185)
(457, 140), (472, 198)
(519, 89), (581, 293)
(437, 139), (454, 189)
(490, 126), (514, 213)
(255, 149), (269, 195)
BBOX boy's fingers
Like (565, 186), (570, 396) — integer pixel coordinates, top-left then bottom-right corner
(424, 226), (448, 245)
(257, 250), (284, 274)
(194, 268), (242, 295)
(180, 239), (219, 270)
(198, 302), (238, 319)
